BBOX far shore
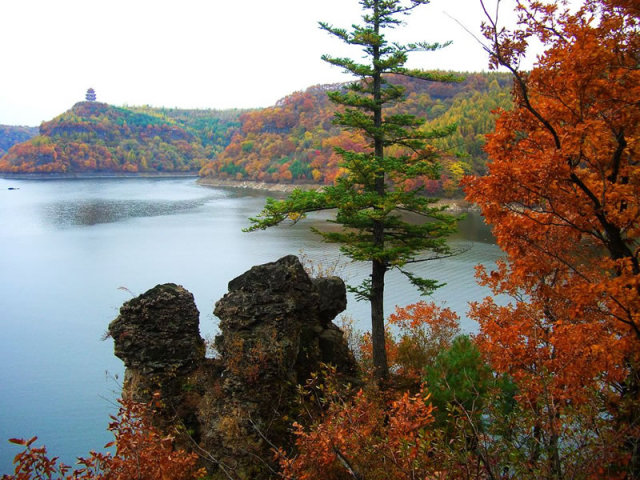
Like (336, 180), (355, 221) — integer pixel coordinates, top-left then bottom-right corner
(0, 171), (199, 180)
(197, 176), (475, 212)
(197, 176), (322, 193)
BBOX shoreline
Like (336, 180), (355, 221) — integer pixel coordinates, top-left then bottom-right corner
(0, 172), (199, 180)
(196, 176), (323, 193)
(197, 177), (475, 212)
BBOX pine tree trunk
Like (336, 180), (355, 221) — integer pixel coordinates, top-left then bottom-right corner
(371, 249), (388, 379)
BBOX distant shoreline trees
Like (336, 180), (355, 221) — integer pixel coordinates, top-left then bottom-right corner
(199, 73), (512, 194)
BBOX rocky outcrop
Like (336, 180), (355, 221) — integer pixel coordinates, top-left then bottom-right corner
(108, 255), (357, 479)
(213, 254), (355, 385)
(109, 283), (204, 374)
(108, 283), (206, 442)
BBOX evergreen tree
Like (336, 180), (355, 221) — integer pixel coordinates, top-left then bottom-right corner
(85, 88), (96, 102)
(424, 335), (494, 431)
(246, 0), (460, 378)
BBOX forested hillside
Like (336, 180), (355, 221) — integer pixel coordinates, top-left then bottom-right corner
(200, 72), (512, 195)
(131, 106), (245, 159)
(0, 125), (38, 157)
(0, 102), (243, 174)
(0, 73), (509, 186)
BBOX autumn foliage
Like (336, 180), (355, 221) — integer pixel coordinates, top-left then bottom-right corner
(200, 73), (512, 193)
(0, 103), (241, 174)
(280, 0), (640, 477)
(0, 75), (509, 188)
(5, 0), (639, 478)
(2, 399), (205, 480)
(466, 0), (640, 346)
(0, 125), (37, 157)
(466, 0), (640, 403)
(355, 301), (461, 386)
(278, 368), (439, 480)
(463, 0), (640, 476)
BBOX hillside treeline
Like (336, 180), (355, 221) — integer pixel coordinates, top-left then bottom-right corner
(200, 72), (512, 195)
(0, 103), (243, 174)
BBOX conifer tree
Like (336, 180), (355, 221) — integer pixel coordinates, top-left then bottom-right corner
(246, 0), (460, 378)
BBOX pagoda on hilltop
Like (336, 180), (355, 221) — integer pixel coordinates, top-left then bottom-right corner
(85, 88), (97, 102)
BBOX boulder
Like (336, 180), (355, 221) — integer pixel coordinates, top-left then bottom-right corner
(109, 283), (204, 374)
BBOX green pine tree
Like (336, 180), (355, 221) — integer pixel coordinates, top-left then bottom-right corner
(246, 0), (461, 378)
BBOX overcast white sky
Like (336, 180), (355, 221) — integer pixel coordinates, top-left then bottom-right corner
(0, 0), (515, 126)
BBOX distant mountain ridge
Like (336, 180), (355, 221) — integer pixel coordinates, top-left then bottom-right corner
(0, 102), (243, 174)
(1, 73), (511, 194)
(0, 125), (38, 158)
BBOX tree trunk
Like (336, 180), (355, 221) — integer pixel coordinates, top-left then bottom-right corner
(371, 254), (388, 379)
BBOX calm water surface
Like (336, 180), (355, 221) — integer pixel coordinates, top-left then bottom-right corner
(0, 177), (502, 472)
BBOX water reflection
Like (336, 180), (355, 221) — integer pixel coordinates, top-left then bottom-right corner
(43, 197), (215, 227)
(454, 210), (495, 244)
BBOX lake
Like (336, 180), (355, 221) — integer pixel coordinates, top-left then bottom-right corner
(0, 177), (501, 473)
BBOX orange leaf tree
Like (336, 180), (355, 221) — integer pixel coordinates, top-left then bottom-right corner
(371, 301), (460, 386)
(2, 399), (205, 480)
(278, 370), (439, 480)
(464, 0), (640, 475)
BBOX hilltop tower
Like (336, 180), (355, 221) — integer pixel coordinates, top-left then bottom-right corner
(85, 88), (96, 102)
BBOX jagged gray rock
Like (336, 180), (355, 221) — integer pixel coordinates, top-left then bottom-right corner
(109, 283), (204, 374)
(213, 255), (355, 382)
(109, 255), (357, 479)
